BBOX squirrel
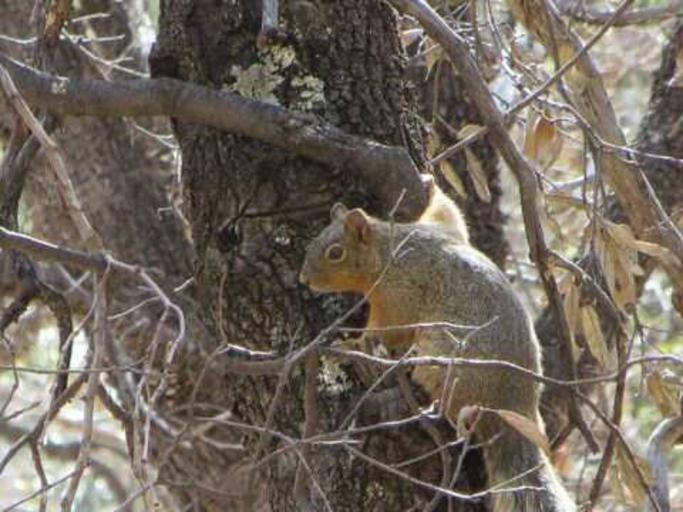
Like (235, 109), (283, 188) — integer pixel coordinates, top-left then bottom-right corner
(417, 174), (469, 245)
(299, 199), (575, 511)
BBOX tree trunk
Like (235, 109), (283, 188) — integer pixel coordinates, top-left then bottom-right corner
(149, 1), (485, 510)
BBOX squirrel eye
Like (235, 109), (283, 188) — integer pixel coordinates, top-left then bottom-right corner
(325, 244), (346, 262)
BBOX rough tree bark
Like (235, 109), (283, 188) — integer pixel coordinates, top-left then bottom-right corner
(0, 1), (488, 510)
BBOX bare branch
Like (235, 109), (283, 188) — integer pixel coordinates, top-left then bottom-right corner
(60, 274), (108, 510)
(0, 226), (107, 272)
(0, 63), (102, 250)
(0, 54), (427, 219)
(555, 0), (683, 26)
(647, 415), (683, 512)
(3, 470), (79, 512)
(578, 391), (661, 511)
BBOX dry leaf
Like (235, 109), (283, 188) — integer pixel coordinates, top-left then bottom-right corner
(438, 159), (467, 198)
(464, 148), (491, 202)
(646, 369), (680, 417)
(458, 124), (485, 140)
(523, 108), (539, 157)
(562, 281), (580, 362)
(633, 240), (679, 266)
(614, 447), (652, 506)
(536, 118), (563, 170)
(401, 28), (422, 48)
(426, 131), (440, 158)
(602, 220), (678, 265)
(545, 193), (589, 211)
(580, 305), (610, 369)
(425, 40), (443, 76)
(600, 237), (617, 305)
(597, 220), (644, 309)
(557, 269), (573, 294)
(603, 220), (637, 249)
(610, 462), (629, 506)
(610, 247), (638, 308)
(494, 409), (551, 455)
(558, 43), (590, 92)
(524, 116), (563, 170)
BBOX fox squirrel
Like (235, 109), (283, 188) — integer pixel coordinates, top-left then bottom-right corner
(418, 174), (469, 244)
(299, 197), (575, 511)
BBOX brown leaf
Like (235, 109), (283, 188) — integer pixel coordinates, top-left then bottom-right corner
(614, 446), (652, 506)
(537, 118), (563, 170)
(539, 195), (564, 241)
(633, 240), (679, 266)
(603, 220), (637, 249)
(545, 193), (590, 211)
(580, 305), (610, 369)
(559, 43), (590, 92)
(562, 280), (580, 361)
(464, 148), (491, 202)
(458, 124), (485, 140)
(611, 246), (638, 309)
(494, 409), (551, 455)
(426, 131), (441, 159)
(602, 220), (678, 266)
(646, 369), (681, 418)
(609, 463), (629, 506)
(425, 39), (443, 76)
(438, 159), (467, 198)
(522, 109), (539, 158)
(600, 238), (618, 306)
(524, 116), (563, 170)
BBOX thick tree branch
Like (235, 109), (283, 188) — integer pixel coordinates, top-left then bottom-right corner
(0, 54), (427, 219)
(0, 226), (107, 272)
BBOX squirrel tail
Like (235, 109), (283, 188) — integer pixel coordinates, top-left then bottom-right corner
(481, 419), (576, 512)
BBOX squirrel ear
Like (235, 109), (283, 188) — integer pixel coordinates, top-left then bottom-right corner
(330, 203), (348, 221)
(420, 173), (436, 199)
(345, 209), (370, 243)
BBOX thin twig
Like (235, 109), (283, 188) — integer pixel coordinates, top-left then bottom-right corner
(0, 64), (102, 251)
(60, 273), (109, 511)
(3, 470), (79, 512)
(577, 391), (661, 511)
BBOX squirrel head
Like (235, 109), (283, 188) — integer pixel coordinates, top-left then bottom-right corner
(299, 203), (383, 293)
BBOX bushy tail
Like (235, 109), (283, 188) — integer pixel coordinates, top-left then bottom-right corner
(481, 421), (576, 512)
